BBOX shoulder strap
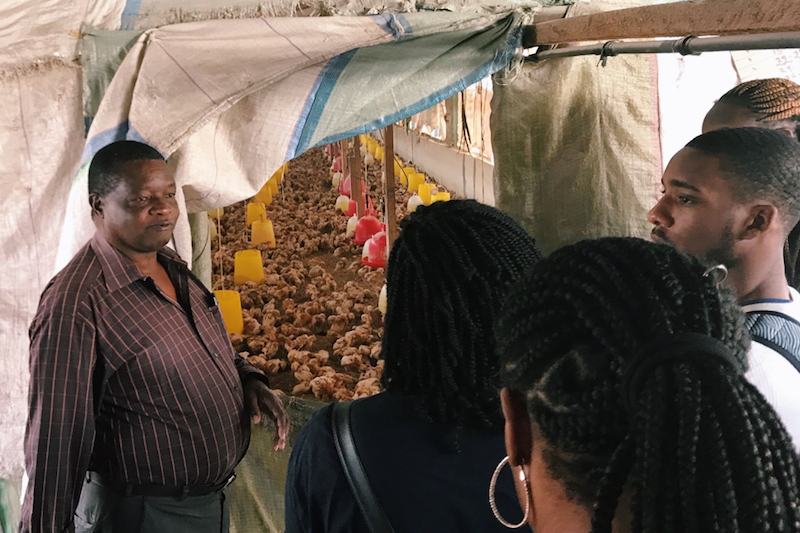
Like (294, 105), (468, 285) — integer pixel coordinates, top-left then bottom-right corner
(746, 310), (800, 374)
(331, 401), (395, 533)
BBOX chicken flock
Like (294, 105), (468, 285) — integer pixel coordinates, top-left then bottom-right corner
(210, 143), (425, 402)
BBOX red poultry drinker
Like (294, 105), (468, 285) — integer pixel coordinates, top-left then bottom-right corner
(345, 195), (376, 218)
(363, 231), (388, 268)
(353, 215), (383, 245)
(330, 155), (342, 173)
(339, 173), (351, 197)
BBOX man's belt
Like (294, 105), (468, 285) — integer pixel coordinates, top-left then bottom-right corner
(88, 471), (236, 498)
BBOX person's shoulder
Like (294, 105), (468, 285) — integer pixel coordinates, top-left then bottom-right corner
(288, 403), (338, 477)
(296, 402), (335, 443)
(745, 343), (800, 445)
(36, 243), (103, 317)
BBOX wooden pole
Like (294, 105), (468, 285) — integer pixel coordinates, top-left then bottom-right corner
(341, 140), (348, 180)
(351, 136), (363, 218)
(383, 126), (398, 252)
(524, 0), (800, 47)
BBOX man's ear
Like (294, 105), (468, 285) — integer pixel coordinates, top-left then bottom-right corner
(501, 388), (533, 467)
(89, 193), (104, 218)
(740, 204), (780, 240)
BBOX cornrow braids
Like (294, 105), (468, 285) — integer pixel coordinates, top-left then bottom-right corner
(498, 237), (800, 533)
(380, 199), (543, 430)
(721, 78), (800, 125)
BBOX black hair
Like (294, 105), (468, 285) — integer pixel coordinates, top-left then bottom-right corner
(687, 127), (800, 229)
(498, 237), (800, 533)
(712, 81), (800, 286)
(88, 140), (164, 197)
(380, 199), (543, 430)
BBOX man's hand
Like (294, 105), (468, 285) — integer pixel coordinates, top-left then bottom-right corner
(243, 379), (289, 451)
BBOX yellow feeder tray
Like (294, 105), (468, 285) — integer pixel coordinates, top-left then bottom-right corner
(254, 185), (272, 205)
(246, 202), (267, 226)
(234, 250), (264, 285)
(214, 290), (244, 334)
(208, 207), (224, 220)
(252, 219), (276, 248)
(418, 183), (435, 205)
(375, 146), (384, 162)
(430, 192), (451, 203)
(407, 173), (425, 194)
(267, 178), (279, 196)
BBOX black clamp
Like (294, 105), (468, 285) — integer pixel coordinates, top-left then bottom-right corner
(672, 35), (698, 56)
(598, 41), (617, 67)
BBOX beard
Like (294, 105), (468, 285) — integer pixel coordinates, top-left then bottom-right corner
(699, 223), (738, 269)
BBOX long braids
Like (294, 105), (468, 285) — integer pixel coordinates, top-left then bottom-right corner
(717, 79), (800, 286)
(381, 199), (543, 430)
(497, 237), (800, 533)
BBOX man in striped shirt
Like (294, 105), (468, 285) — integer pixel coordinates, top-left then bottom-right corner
(21, 141), (288, 533)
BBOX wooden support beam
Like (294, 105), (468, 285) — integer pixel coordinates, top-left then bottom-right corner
(524, 0), (800, 47)
(351, 136), (363, 219)
(383, 127), (398, 252)
(340, 140), (347, 179)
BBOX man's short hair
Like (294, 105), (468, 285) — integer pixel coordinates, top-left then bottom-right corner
(88, 141), (164, 197)
(687, 127), (800, 228)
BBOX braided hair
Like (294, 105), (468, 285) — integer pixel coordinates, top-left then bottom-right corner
(381, 199), (543, 430)
(714, 80), (800, 286)
(498, 237), (800, 533)
(718, 78), (800, 134)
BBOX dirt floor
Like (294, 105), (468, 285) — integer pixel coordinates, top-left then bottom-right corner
(210, 144), (421, 401)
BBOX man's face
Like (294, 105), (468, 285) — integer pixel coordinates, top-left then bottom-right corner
(95, 159), (178, 255)
(647, 148), (747, 266)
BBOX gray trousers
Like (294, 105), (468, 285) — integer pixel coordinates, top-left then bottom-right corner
(74, 473), (230, 533)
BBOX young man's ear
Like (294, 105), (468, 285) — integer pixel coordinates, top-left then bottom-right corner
(741, 204), (780, 240)
(89, 193), (104, 218)
(501, 388), (533, 468)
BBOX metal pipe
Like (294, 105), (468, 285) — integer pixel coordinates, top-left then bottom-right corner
(525, 31), (800, 63)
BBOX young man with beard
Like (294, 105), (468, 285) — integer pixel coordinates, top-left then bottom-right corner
(648, 126), (800, 447)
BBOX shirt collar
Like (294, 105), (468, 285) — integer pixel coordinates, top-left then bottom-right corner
(90, 233), (188, 293)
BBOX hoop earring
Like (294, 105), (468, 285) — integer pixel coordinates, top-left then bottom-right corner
(489, 456), (531, 529)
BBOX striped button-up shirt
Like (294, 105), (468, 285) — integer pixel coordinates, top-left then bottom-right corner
(21, 233), (266, 533)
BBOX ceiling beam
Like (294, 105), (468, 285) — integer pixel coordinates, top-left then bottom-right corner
(523, 0), (800, 47)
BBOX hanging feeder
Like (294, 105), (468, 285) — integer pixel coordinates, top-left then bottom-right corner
(345, 195), (376, 218)
(362, 231), (388, 268)
(353, 215), (383, 245)
(339, 173), (351, 197)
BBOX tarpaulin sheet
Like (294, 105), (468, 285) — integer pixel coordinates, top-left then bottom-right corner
(492, 1), (662, 254)
(56, 11), (522, 268)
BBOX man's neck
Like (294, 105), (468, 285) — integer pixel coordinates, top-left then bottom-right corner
(104, 238), (161, 277)
(727, 251), (791, 303)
